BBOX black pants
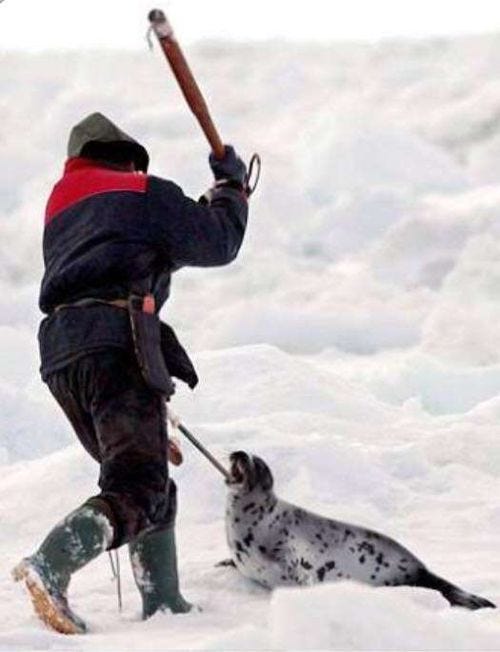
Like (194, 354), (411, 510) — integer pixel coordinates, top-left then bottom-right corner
(46, 349), (176, 548)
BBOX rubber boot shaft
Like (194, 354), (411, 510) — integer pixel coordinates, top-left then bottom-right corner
(129, 525), (191, 618)
(35, 502), (113, 584)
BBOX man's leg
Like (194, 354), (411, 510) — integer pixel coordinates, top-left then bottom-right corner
(13, 365), (117, 634)
(88, 351), (191, 618)
(14, 350), (190, 632)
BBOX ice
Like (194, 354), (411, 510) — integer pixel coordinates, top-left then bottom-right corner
(268, 582), (500, 650)
(2, 35), (500, 650)
(422, 232), (500, 364)
(299, 114), (469, 200)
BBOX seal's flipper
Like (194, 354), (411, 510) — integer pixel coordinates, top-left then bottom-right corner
(417, 569), (496, 610)
(448, 590), (496, 610)
(216, 559), (237, 568)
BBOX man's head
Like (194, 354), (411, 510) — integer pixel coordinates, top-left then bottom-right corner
(67, 112), (149, 172)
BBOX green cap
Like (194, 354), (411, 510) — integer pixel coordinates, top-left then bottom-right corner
(67, 112), (149, 172)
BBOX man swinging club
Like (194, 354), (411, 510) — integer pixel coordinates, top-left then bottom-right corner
(12, 111), (249, 634)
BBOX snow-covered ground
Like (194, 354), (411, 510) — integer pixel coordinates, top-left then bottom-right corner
(1, 35), (500, 650)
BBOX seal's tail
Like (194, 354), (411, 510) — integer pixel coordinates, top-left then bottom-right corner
(417, 568), (496, 610)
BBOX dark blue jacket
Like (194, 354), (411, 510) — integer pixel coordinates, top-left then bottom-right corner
(39, 158), (248, 379)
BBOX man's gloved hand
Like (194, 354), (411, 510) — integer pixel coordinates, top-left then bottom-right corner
(167, 437), (183, 466)
(209, 145), (247, 187)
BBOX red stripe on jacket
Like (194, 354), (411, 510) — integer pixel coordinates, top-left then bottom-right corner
(45, 158), (147, 225)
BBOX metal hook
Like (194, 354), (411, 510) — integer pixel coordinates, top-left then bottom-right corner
(108, 550), (123, 612)
(146, 25), (155, 51)
(245, 153), (262, 197)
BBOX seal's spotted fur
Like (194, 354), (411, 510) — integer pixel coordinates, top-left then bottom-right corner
(225, 451), (495, 610)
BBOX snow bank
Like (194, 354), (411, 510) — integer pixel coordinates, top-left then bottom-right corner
(422, 232), (500, 365)
(175, 344), (397, 424)
(2, 342), (499, 649)
(269, 582), (500, 650)
(0, 315), (72, 464)
(299, 114), (469, 201)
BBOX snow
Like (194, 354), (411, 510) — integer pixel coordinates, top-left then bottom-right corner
(2, 35), (500, 650)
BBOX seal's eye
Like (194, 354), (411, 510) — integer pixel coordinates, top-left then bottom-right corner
(253, 456), (274, 491)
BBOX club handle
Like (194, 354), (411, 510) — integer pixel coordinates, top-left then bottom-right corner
(148, 9), (226, 160)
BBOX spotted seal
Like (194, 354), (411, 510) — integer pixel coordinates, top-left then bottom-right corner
(223, 451), (495, 610)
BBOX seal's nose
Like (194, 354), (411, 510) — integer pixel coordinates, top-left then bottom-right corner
(228, 451), (250, 484)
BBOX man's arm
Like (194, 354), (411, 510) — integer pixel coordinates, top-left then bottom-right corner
(146, 146), (249, 268)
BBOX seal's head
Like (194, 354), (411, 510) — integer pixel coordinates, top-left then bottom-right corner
(227, 451), (274, 494)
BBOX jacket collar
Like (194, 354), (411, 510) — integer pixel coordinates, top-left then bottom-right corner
(64, 157), (105, 174)
(64, 158), (140, 175)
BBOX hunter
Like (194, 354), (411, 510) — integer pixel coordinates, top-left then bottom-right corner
(13, 112), (249, 634)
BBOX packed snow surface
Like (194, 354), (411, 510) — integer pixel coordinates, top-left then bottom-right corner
(2, 35), (500, 650)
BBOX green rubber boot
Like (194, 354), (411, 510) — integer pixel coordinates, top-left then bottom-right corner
(129, 525), (192, 618)
(12, 500), (114, 635)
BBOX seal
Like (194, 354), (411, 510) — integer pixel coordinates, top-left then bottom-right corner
(224, 451), (495, 610)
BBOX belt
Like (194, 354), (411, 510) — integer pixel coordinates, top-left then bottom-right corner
(53, 294), (156, 314)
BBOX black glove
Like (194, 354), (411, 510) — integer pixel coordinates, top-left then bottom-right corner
(209, 145), (247, 187)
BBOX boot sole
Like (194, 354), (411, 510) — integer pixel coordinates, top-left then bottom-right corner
(12, 560), (85, 635)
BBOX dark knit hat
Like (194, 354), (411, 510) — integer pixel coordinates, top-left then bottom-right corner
(67, 112), (149, 172)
